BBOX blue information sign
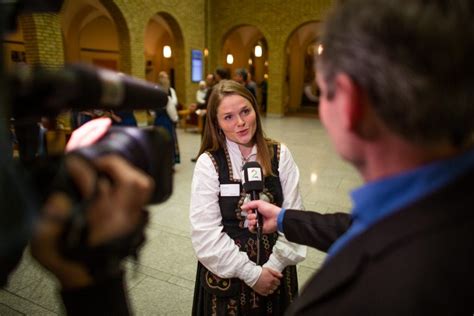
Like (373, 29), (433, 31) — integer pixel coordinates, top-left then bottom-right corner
(191, 50), (203, 82)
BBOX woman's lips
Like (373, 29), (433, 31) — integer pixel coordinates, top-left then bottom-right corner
(237, 129), (249, 136)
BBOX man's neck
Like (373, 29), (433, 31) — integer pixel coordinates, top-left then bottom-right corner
(359, 136), (463, 182)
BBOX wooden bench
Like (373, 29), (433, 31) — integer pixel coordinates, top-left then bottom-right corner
(178, 109), (204, 133)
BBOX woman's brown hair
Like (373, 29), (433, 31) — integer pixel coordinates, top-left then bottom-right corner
(198, 80), (276, 175)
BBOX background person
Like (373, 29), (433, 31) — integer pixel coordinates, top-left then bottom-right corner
(301, 79), (319, 107)
(153, 71), (180, 165)
(190, 68), (230, 162)
(195, 80), (208, 107)
(110, 110), (137, 127)
(243, 0), (474, 315)
(233, 68), (257, 99)
(185, 80), (209, 132)
(246, 71), (258, 100)
(190, 80), (306, 315)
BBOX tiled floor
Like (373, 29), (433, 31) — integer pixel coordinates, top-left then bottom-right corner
(0, 116), (362, 315)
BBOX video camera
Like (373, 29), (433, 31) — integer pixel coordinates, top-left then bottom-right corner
(0, 0), (174, 271)
(3, 66), (175, 256)
(10, 63), (174, 205)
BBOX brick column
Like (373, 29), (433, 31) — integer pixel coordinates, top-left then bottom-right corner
(19, 13), (64, 68)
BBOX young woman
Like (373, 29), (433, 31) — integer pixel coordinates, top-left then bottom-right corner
(190, 80), (306, 315)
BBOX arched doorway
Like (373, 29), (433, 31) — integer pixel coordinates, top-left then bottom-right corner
(221, 25), (268, 112)
(144, 12), (184, 103)
(61, 0), (120, 70)
(285, 21), (321, 115)
(60, 0), (135, 127)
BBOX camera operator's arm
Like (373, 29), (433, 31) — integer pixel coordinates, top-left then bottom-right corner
(31, 155), (153, 315)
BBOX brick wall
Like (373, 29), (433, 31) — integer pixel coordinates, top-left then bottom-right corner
(19, 13), (64, 68)
(208, 0), (333, 116)
(14, 0), (333, 117)
(111, 0), (206, 107)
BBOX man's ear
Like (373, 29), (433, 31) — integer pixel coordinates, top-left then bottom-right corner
(333, 73), (364, 132)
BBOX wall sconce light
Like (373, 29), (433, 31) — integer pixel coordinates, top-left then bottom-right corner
(264, 60), (268, 67)
(163, 45), (172, 58)
(317, 44), (323, 55)
(226, 53), (234, 64)
(204, 48), (209, 57)
(248, 58), (253, 65)
(254, 44), (262, 57)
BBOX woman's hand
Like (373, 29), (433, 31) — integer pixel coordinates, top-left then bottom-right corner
(252, 267), (283, 296)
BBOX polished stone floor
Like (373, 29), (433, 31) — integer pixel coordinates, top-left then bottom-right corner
(0, 115), (362, 315)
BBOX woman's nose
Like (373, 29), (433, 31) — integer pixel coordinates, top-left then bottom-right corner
(237, 116), (246, 126)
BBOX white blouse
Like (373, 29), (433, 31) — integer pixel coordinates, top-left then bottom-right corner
(190, 139), (306, 287)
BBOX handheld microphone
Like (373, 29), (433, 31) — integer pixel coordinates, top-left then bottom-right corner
(10, 63), (169, 118)
(243, 161), (264, 198)
(242, 161), (264, 264)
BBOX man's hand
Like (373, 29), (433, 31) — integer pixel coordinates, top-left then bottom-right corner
(241, 200), (282, 234)
(252, 267), (282, 296)
(83, 155), (153, 246)
(30, 155), (154, 289)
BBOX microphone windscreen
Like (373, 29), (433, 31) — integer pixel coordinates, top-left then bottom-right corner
(69, 64), (168, 109)
(242, 161), (264, 193)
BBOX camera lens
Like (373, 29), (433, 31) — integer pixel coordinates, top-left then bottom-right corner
(72, 126), (173, 204)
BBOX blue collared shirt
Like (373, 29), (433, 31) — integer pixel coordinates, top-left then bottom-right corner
(277, 148), (474, 261)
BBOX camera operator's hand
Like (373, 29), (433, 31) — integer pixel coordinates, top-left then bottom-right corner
(30, 155), (154, 289)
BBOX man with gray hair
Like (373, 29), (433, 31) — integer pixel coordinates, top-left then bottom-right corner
(234, 68), (257, 99)
(243, 0), (474, 314)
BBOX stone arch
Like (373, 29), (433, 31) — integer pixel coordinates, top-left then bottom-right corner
(220, 24), (269, 70)
(98, 0), (131, 73)
(60, 0), (131, 73)
(220, 24), (269, 110)
(144, 11), (185, 104)
(284, 20), (321, 114)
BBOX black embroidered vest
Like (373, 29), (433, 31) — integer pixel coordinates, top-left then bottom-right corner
(206, 143), (283, 264)
(193, 143), (299, 315)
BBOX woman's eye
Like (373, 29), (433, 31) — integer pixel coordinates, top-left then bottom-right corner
(242, 108), (250, 115)
(224, 115), (232, 120)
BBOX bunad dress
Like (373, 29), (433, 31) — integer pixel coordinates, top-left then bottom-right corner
(190, 139), (306, 315)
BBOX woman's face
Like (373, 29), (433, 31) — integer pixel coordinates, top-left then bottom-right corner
(217, 94), (257, 150)
(158, 73), (170, 88)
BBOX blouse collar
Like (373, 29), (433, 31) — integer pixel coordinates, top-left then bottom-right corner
(225, 138), (257, 161)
